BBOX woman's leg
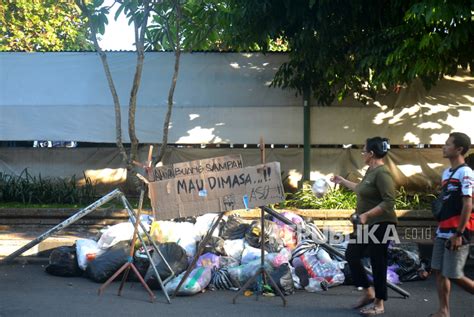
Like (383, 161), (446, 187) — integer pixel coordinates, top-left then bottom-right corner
(365, 223), (391, 312)
(346, 240), (371, 288)
(346, 240), (374, 307)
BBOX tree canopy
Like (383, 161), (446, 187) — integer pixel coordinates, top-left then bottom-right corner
(0, 0), (92, 51)
(208, 0), (474, 105)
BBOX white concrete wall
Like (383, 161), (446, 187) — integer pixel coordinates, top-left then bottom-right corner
(1, 52), (473, 144)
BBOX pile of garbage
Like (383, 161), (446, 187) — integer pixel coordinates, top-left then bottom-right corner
(44, 211), (430, 296)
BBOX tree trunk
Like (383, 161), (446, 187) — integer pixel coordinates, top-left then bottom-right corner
(156, 0), (182, 165)
(156, 48), (181, 164)
(95, 45), (129, 164)
(128, 47), (144, 166)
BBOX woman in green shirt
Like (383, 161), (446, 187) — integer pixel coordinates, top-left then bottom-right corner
(331, 137), (397, 316)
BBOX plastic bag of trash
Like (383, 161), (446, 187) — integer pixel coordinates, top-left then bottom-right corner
(219, 256), (240, 268)
(219, 216), (250, 240)
(194, 213), (221, 238)
(165, 267), (212, 296)
(126, 255), (150, 282)
(305, 277), (329, 292)
(273, 211), (304, 249)
(387, 265), (401, 284)
(223, 239), (245, 261)
(76, 239), (103, 271)
(241, 244), (267, 264)
(209, 267), (239, 290)
(299, 253), (345, 287)
(245, 220), (284, 252)
(269, 263), (295, 295)
(150, 221), (197, 258)
(388, 246), (420, 281)
(267, 248), (292, 268)
(294, 265), (309, 288)
(392, 258), (431, 282)
(85, 241), (129, 283)
(145, 242), (188, 289)
(198, 236), (226, 256)
(150, 221), (196, 244)
(45, 245), (83, 277)
(291, 239), (319, 262)
(276, 224), (298, 250)
(97, 222), (136, 250)
(312, 178), (330, 198)
(196, 252), (220, 269)
(306, 247), (332, 263)
(227, 259), (274, 287)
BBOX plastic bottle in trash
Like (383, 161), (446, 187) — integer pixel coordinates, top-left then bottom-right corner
(301, 254), (345, 286)
(305, 277), (329, 292)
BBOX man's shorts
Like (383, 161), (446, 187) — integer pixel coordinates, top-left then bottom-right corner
(431, 237), (470, 279)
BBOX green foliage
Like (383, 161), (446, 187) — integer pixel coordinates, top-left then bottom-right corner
(283, 183), (357, 210)
(212, 0), (474, 105)
(145, 0), (221, 51)
(0, 169), (97, 205)
(283, 183), (434, 210)
(143, 0), (288, 52)
(378, 0), (474, 89)
(394, 186), (436, 210)
(75, 0), (115, 37)
(0, 0), (92, 51)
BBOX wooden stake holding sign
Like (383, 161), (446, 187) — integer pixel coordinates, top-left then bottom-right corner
(232, 137), (287, 306)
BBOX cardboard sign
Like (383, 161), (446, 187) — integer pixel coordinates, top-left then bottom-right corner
(148, 161), (285, 220)
(152, 154), (243, 181)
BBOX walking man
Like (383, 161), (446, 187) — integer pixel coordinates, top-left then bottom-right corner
(430, 132), (474, 317)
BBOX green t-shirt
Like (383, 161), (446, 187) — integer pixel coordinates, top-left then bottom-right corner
(355, 165), (398, 225)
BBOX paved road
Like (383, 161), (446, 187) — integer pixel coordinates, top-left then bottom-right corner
(0, 262), (473, 317)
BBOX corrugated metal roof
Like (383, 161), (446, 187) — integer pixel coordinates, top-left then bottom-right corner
(0, 48), (289, 53)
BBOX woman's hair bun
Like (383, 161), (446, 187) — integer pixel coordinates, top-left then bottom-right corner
(366, 137), (390, 158)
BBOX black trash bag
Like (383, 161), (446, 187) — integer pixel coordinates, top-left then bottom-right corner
(145, 242), (188, 289)
(219, 256), (240, 268)
(173, 217), (197, 224)
(45, 245), (82, 277)
(398, 258), (431, 282)
(245, 220), (284, 252)
(219, 216), (250, 240)
(269, 263), (295, 295)
(85, 241), (130, 283)
(126, 256), (150, 282)
(198, 236), (226, 256)
(388, 247), (420, 281)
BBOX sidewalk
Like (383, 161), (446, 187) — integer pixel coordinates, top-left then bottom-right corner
(0, 207), (132, 259)
(0, 228), (97, 259)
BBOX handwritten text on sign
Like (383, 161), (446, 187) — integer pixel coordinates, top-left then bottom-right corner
(148, 161), (285, 220)
(153, 154), (243, 181)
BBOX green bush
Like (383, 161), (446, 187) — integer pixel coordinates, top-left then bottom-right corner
(0, 169), (97, 205)
(282, 182), (435, 210)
